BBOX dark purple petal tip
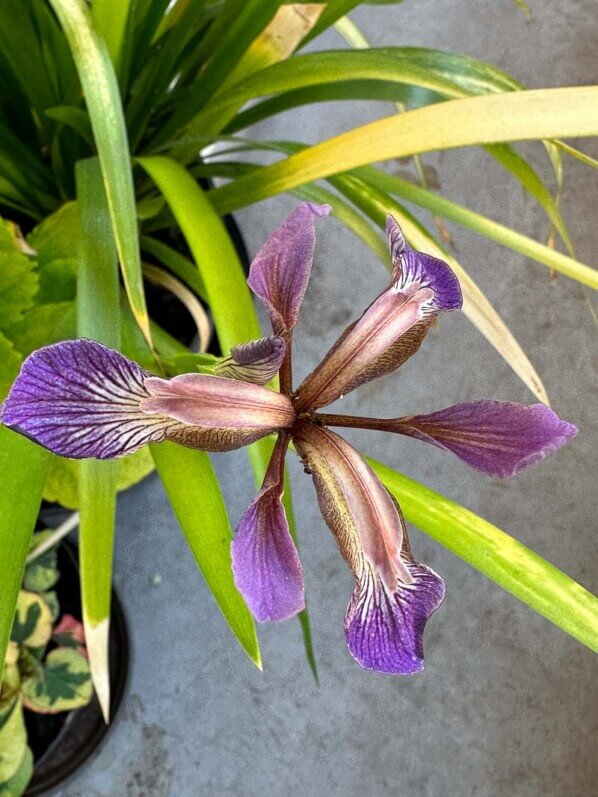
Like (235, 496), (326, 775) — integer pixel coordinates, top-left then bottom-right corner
(215, 335), (286, 385)
(0, 339), (162, 459)
(395, 401), (578, 478)
(346, 560), (445, 675)
(386, 215), (462, 313)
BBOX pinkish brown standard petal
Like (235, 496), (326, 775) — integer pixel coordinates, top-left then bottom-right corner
(141, 373), (294, 452)
(294, 219), (461, 411)
(247, 203), (331, 334)
(293, 424), (411, 589)
(232, 434), (304, 622)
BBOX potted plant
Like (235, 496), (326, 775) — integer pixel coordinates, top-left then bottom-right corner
(0, 530), (127, 796)
(0, 0), (596, 790)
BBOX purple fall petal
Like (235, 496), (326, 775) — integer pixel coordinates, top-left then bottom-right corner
(232, 435), (305, 622)
(346, 551), (445, 675)
(0, 339), (172, 458)
(389, 401), (578, 477)
(247, 203), (331, 335)
(215, 335), (286, 385)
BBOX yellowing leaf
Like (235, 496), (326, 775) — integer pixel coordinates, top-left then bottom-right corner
(21, 648), (93, 714)
(10, 592), (53, 650)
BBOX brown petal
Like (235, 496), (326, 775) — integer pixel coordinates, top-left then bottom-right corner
(293, 423), (412, 588)
(294, 285), (434, 411)
(140, 373), (294, 452)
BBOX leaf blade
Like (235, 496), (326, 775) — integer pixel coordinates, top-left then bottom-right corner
(75, 157), (121, 723)
(150, 443), (261, 667)
(47, 0), (151, 346)
(0, 429), (49, 684)
(209, 86), (598, 213)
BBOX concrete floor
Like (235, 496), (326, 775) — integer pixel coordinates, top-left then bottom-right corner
(53, 2), (596, 796)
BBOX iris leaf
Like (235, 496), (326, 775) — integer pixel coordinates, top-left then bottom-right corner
(75, 158), (120, 723)
(208, 86), (598, 213)
(137, 156), (318, 673)
(47, 0), (152, 347)
(0, 429), (49, 684)
(151, 443), (261, 668)
(369, 457), (598, 654)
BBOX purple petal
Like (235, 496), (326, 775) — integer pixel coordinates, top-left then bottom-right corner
(247, 203), (331, 334)
(387, 401), (578, 477)
(1, 340), (294, 459)
(0, 339), (171, 458)
(215, 335), (286, 385)
(386, 216), (462, 312)
(232, 435), (304, 621)
(346, 550), (445, 675)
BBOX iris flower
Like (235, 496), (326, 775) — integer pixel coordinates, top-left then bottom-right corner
(2, 204), (577, 675)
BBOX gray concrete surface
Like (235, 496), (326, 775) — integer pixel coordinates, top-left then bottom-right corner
(53, 2), (597, 795)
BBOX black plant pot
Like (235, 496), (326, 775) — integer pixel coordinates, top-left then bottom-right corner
(24, 540), (129, 796)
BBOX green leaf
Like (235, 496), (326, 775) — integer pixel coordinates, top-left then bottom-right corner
(75, 158), (120, 722)
(21, 648), (93, 714)
(0, 429), (49, 684)
(139, 156), (322, 671)
(0, 333), (22, 402)
(92, 0), (133, 77)
(369, 457), (598, 653)
(45, 105), (94, 147)
(6, 303), (76, 358)
(155, 0), (282, 145)
(42, 592), (60, 623)
(137, 156), (260, 349)
(140, 235), (207, 301)
(27, 202), (81, 262)
(151, 442), (261, 668)
(43, 449), (154, 510)
(10, 592), (53, 649)
(209, 86), (598, 213)
(0, 698), (27, 783)
(47, 0), (152, 346)
(0, 220), (37, 332)
(23, 533), (60, 593)
(0, 744), (33, 797)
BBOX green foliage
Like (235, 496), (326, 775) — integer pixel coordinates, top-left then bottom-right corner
(43, 449), (155, 510)
(21, 648), (92, 714)
(0, 698), (28, 783)
(0, 222), (37, 331)
(23, 534), (60, 594)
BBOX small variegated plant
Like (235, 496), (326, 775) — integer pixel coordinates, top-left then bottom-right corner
(0, 532), (92, 796)
(1, 205), (577, 675)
